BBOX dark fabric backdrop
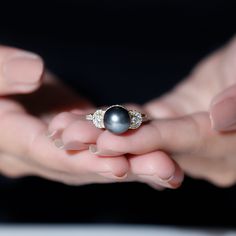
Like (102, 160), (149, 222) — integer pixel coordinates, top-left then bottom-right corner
(0, 0), (236, 227)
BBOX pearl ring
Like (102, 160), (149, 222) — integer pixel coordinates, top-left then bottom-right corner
(85, 105), (149, 134)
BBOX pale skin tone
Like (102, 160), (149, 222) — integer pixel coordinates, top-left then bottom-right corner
(49, 36), (236, 188)
(2, 36), (236, 189)
(0, 46), (177, 188)
(0, 46), (129, 185)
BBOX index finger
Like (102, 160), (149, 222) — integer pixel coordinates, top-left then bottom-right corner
(94, 112), (211, 156)
(0, 111), (129, 178)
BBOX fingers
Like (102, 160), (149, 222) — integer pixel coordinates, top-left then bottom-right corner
(48, 110), (103, 150)
(0, 46), (43, 95)
(52, 104), (144, 152)
(176, 155), (235, 187)
(47, 111), (87, 140)
(95, 112), (211, 156)
(0, 111), (129, 182)
(61, 119), (102, 150)
(48, 108), (183, 188)
(144, 96), (180, 118)
(0, 151), (128, 185)
(129, 151), (184, 188)
(0, 152), (33, 178)
(210, 84), (236, 131)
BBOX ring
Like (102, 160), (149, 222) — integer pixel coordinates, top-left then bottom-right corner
(85, 104), (149, 134)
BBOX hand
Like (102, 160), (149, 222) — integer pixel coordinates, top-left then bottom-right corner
(144, 35), (236, 120)
(46, 35), (236, 189)
(50, 104), (183, 190)
(87, 35), (236, 186)
(209, 84), (236, 132)
(89, 36), (236, 188)
(94, 111), (236, 187)
(0, 45), (130, 185)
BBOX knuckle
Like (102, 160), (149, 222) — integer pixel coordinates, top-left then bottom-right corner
(25, 125), (45, 158)
(0, 99), (25, 117)
(60, 179), (83, 186)
(97, 132), (118, 150)
(184, 114), (209, 154)
(49, 111), (72, 130)
(209, 171), (235, 188)
(1, 170), (27, 179)
(0, 161), (29, 179)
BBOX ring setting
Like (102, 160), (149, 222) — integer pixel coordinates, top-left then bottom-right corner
(86, 105), (149, 134)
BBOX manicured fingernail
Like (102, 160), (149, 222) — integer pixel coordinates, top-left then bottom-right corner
(138, 173), (172, 183)
(45, 130), (58, 138)
(54, 139), (64, 149)
(138, 171), (183, 189)
(137, 165), (175, 183)
(63, 141), (89, 151)
(89, 144), (124, 156)
(3, 51), (43, 85)
(167, 173), (184, 188)
(98, 172), (128, 180)
(45, 130), (62, 140)
(210, 97), (236, 131)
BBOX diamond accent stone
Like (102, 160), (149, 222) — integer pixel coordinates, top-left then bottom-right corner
(129, 110), (142, 129)
(92, 110), (105, 128)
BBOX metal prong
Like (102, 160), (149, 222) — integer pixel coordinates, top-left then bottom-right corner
(85, 114), (93, 120)
(142, 114), (149, 122)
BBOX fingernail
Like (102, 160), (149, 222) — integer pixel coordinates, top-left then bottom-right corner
(3, 51), (43, 85)
(210, 97), (236, 131)
(167, 174), (184, 188)
(98, 172), (128, 180)
(137, 165), (175, 183)
(138, 172), (183, 189)
(45, 130), (58, 139)
(137, 174), (172, 183)
(54, 139), (64, 149)
(63, 141), (89, 151)
(89, 144), (124, 157)
(45, 130), (62, 140)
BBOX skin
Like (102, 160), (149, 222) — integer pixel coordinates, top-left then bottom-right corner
(49, 35), (236, 188)
(0, 46), (131, 185)
(0, 45), (178, 189)
(3, 35), (236, 189)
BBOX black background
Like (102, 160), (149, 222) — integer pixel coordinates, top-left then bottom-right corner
(0, 0), (236, 228)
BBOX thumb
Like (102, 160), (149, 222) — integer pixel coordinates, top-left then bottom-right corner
(0, 45), (43, 95)
(210, 84), (236, 131)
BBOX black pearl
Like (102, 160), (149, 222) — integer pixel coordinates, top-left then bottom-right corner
(104, 106), (131, 134)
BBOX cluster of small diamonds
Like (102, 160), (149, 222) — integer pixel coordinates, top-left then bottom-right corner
(129, 110), (142, 129)
(92, 109), (105, 128)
